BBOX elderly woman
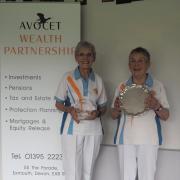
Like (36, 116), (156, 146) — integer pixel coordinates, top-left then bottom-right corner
(55, 41), (107, 180)
(111, 47), (169, 180)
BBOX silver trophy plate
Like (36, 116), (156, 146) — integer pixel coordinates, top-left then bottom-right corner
(119, 84), (150, 116)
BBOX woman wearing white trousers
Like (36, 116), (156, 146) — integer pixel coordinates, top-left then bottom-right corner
(111, 47), (169, 180)
(55, 41), (107, 180)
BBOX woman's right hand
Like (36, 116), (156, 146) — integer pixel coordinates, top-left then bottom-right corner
(111, 97), (122, 119)
(69, 107), (80, 124)
(114, 97), (122, 111)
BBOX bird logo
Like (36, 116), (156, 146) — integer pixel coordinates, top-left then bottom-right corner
(36, 13), (51, 25)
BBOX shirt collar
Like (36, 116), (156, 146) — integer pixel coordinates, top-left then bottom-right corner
(74, 66), (95, 81)
(126, 73), (153, 88)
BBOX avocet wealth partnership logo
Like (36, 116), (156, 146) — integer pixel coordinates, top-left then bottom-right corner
(19, 12), (62, 31)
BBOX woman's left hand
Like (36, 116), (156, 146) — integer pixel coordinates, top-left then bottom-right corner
(87, 110), (100, 120)
(145, 91), (161, 111)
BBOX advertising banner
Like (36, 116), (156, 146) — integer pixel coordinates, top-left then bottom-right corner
(0, 3), (80, 180)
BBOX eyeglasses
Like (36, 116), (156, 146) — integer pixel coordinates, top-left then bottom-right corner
(78, 53), (93, 58)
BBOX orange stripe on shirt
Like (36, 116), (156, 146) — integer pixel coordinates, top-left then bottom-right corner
(67, 75), (83, 109)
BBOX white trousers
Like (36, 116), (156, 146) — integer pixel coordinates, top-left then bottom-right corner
(61, 134), (102, 180)
(117, 144), (158, 180)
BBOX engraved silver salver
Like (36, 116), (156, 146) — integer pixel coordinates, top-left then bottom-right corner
(119, 84), (150, 116)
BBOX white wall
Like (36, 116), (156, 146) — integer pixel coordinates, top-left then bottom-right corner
(81, 0), (180, 179)
(82, 0), (180, 150)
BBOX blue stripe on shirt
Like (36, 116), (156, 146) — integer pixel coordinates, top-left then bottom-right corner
(155, 115), (162, 145)
(60, 97), (71, 134)
(119, 112), (126, 144)
(114, 117), (120, 144)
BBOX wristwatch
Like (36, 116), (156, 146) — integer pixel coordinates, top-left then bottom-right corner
(155, 106), (163, 112)
(96, 110), (101, 117)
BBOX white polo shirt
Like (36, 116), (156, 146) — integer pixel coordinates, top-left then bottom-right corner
(55, 67), (107, 135)
(112, 74), (169, 145)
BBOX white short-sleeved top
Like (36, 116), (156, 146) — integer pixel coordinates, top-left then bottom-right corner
(112, 74), (169, 145)
(55, 67), (107, 135)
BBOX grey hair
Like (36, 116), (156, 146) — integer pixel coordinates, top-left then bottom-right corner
(129, 47), (150, 63)
(75, 41), (96, 59)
